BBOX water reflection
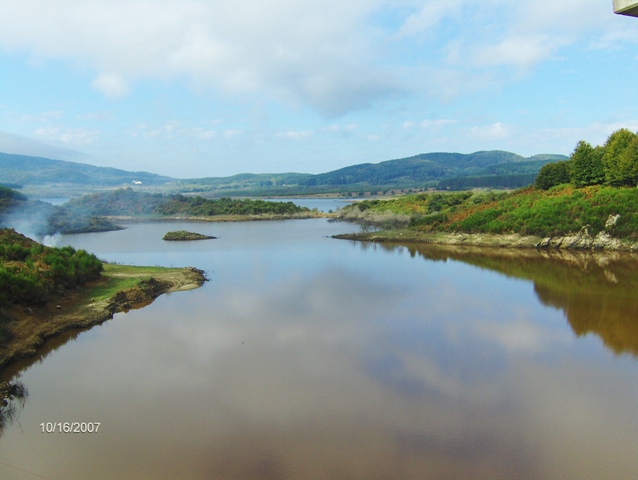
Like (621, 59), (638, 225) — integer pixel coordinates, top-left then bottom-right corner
(0, 380), (27, 434)
(1, 219), (637, 480)
(365, 242), (638, 357)
(0, 329), (87, 383)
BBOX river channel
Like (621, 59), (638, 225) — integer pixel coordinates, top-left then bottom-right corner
(1, 210), (637, 479)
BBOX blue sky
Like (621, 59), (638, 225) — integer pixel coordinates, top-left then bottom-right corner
(1, 0), (638, 178)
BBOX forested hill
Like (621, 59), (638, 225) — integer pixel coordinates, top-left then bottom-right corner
(293, 151), (566, 188)
(0, 152), (172, 186)
(0, 150), (567, 195)
(184, 151), (567, 193)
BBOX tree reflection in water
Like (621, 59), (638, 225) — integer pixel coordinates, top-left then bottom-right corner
(361, 241), (638, 357)
(0, 381), (28, 434)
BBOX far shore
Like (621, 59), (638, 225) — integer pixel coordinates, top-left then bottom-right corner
(0, 264), (207, 372)
(104, 211), (336, 224)
(333, 228), (638, 251)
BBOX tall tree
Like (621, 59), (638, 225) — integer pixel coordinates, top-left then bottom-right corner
(602, 129), (637, 185)
(570, 141), (604, 187)
(618, 135), (638, 187)
(534, 161), (571, 190)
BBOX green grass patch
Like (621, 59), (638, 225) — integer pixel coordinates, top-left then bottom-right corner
(341, 185), (638, 239)
(87, 264), (180, 302)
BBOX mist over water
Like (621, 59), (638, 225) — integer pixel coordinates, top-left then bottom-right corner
(1, 215), (637, 480)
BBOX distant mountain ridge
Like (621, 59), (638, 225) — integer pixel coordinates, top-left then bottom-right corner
(295, 151), (564, 187)
(0, 152), (173, 186)
(0, 150), (568, 194)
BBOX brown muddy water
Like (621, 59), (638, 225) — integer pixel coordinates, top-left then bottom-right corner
(1, 217), (637, 480)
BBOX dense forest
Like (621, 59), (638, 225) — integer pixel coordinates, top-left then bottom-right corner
(65, 188), (312, 217)
(535, 129), (638, 190)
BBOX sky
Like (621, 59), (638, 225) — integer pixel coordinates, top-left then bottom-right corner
(1, 0), (638, 179)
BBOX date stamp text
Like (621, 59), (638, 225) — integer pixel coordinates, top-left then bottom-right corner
(40, 422), (100, 433)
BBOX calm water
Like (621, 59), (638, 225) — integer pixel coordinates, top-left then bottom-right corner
(1, 215), (637, 480)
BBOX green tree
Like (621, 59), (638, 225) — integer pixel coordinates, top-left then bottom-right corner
(617, 135), (638, 187)
(534, 161), (571, 190)
(602, 129), (637, 185)
(570, 141), (605, 187)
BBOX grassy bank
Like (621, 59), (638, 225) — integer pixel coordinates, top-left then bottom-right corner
(0, 262), (207, 370)
(0, 228), (207, 370)
(335, 185), (638, 249)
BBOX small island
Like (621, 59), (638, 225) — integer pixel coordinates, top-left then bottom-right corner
(162, 230), (216, 241)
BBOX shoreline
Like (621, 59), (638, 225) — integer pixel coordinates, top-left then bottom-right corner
(332, 228), (638, 251)
(0, 264), (207, 372)
(104, 211), (335, 224)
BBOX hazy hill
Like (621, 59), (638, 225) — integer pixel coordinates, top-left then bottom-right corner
(0, 150), (568, 195)
(0, 186), (120, 235)
(298, 151), (532, 186)
(184, 151), (567, 194)
(0, 152), (173, 186)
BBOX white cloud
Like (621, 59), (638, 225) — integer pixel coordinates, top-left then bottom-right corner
(0, 0), (400, 115)
(77, 112), (115, 121)
(91, 73), (129, 98)
(325, 123), (359, 135)
(191, 128), (216, 140)
(0, 130), (90, 161)
(223, 129), (243, 138)
(470, 122), (510, 140)
(471, 35), (560, 70)
(458, 0), (612, 72)
(397, 0), (463, 37)
(420, 119), (455, 129)
(34, 126), (99, 146)
(525, 121), (638, 153)
(0, 0), (629, 125)
(276, 130), (312, 140)
(19, 111), (64, 122)
(473, 318), (572, 354)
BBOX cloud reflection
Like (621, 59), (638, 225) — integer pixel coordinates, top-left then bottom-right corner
(3, 235), (638, 479)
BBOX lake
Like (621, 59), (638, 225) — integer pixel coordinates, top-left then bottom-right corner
(1, 214), (637, 480)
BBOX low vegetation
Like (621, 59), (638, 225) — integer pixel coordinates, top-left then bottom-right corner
(0, 228), (103, 308)
(0, 228), (103, 344)
(65, 188), (314, 217)
(162, 230), (216, 241)
(427, 186), (638, 239)
(339, 185), (638, 241)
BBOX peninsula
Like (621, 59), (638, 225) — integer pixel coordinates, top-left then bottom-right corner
(0, 228), (207, 370)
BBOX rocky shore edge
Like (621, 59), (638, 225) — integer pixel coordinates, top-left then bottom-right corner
(333, 227), (638, 251)
(0, 267), (207, 371)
